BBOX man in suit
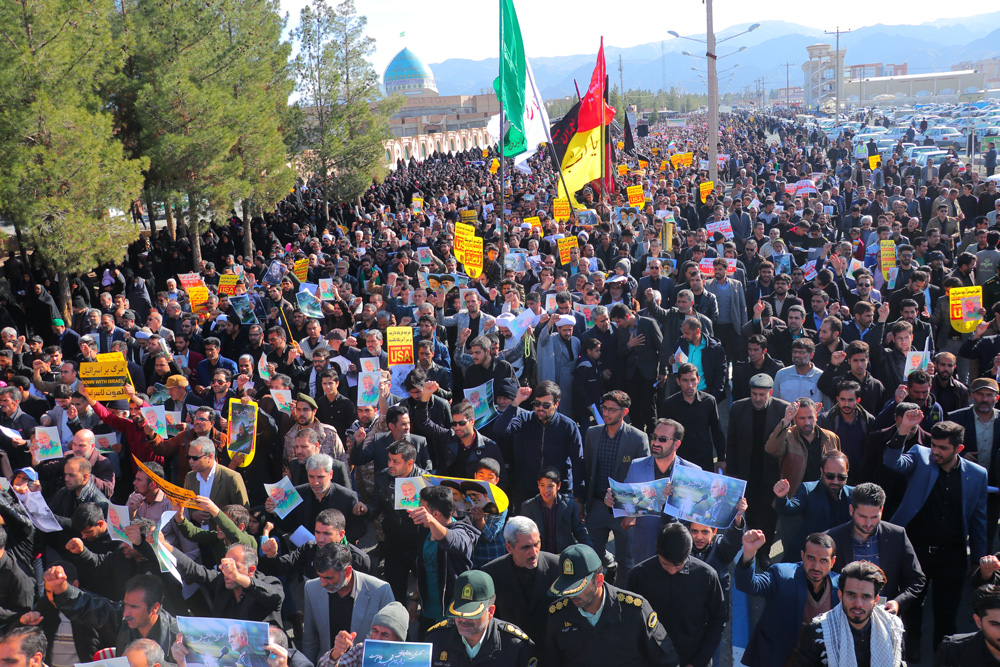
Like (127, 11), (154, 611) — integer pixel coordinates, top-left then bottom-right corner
(520, 467), (592, 556)
(609, 304), (662, 434)
(762, 274), (803, 324)
(773, 451), (853, 559)
(607, 418), (701, 567)
(182, 437), (248, 528)
(728, 374), (788, 562)
(735, 530), (839, 667)
(825, 482), (926, 616)
(883, 414), (989, 656)
(274, 453), (365, 544)
(96, 313), (127, 355)
(301, 542), (394, 665)
(636, 258), (674, 310)
(581, 390), (649, 574)
(753, 305), (817, 367)
(950, 377), (1000, 546)
(706, 257), (747, 365)
(481, 516), (560, 644)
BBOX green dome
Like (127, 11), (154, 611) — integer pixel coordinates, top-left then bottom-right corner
(383, 47), (438, 96)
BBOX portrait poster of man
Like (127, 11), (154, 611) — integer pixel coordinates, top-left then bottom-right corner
(263, 477), (303, 519)
(227, 399), (259, 466)
(663, 467), (747, 529)
(463, 380), (497, 429)
(358, 371), (381, 407)
(177, 617), (270, 667)
(420, 474), (509, 514)
(106, 503), (131, 542)
(393, 476), (429, 510)
(608, 478), (669, 517)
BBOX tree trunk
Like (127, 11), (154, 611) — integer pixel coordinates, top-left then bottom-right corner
(12, 222), (28, 265)
(59, 272), (73, 323)
(188, 192), (202, 270)
(143, 188), (156, 236)
(242, 199), (254, 259)
(164, 198), (176, 240)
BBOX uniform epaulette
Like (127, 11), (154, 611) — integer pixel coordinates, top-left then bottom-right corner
(427, 619), (451, 633)
(502, 623), (529, 640)
(617, 592), (643, 607)
(548, 598), (569, 613)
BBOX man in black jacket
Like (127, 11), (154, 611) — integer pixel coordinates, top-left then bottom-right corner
(824, 483), (925, 616)
(732, 334), (783, 402)
(481, 516), (560, 645)
(936, 584), (1000, 666)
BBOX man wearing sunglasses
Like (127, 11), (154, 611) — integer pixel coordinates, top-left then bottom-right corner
(772, 451), (853, 563)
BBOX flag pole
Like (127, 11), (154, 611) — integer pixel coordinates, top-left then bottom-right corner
(498, 0), (505, 265)
(600, 38), (605, 202)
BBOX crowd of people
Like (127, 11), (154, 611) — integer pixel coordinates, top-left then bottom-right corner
(2, 107), (1000, 667)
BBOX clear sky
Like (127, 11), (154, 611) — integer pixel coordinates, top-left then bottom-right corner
(277, 0), (981, 81)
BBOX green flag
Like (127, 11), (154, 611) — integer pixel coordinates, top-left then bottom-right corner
(493, 0), (527, 156)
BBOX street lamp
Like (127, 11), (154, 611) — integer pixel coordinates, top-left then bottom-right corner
(668, 20), (758, 183)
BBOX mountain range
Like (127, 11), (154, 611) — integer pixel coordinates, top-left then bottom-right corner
(424, 13), (1000, 102)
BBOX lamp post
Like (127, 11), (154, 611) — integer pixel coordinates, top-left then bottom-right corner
(670, 18), (758, 184)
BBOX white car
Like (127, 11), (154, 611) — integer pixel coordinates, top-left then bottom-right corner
(916, 127), (964, 151)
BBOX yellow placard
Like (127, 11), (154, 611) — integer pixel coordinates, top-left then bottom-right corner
(412, 197), (423, 212)
(464, 235), (484, 279)
(558, 237), (578, 265)
(617, 165), (628, 176)
(482, 149), (489, 158)
(670, 152), (693, 168)
(226, 399), (258, 467)
(659, 160), (668, 172)
(699, 181), (714, 202)
(293, 258), (309, 282)
(626, 185), (645, 207)
(617, 141), (624, 150)
(869, 154), (882, 170)
(949, 286), (983, 334)
(879, 239), (897, 280)
(552, 200), (571, 222)
(651, 148), (661, 155)
(455, 222), (475, 264)
(638, 159), (649, 169)
(218, 274), (239, 296)
(387, 326), (415, 366)
(133, 456), (200, 508)
(489, 158), (500, 174)
(460, 209), (478, 224)
(81, 357), (134, 401)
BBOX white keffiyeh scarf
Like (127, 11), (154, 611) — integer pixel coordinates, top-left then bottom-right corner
(817, 603), (904, 667)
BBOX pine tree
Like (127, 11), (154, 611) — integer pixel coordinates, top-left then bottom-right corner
(0, 0), (148, 316)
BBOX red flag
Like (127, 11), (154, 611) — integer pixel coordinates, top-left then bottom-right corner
(578, 37), (616, 132)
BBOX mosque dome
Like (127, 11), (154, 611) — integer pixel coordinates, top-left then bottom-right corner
(383, 47), (439, 97)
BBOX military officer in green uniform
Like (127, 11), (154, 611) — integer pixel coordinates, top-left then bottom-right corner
(426, 570), (536, 667)
(544, 544), (679, 667)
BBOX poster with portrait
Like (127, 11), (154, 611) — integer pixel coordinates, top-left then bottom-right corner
(357, 371), (381, 407)
(318, 278), (336, 301)
(359, 357), (379, 374)
(226, 399), (258, 466)
(95, 432), (118, 454)
(230, 295), (259, 325)
(176, 617), (270, 667)
(504, 251), (528, 272)
(106, 504), (131, 543)
(165, 411), (184, 436)
(263, 477), (303, 520)
(31, 426), (63, 461)
(141, 406), (167, 439)
(662, 467), (746, 529)
(389, 364), (413, 399)
(772, 253), (792, 275)
(271, 389), (293, 416)
(148, 383), (170, 406)
(574, 303), (596, 328)
(464, 380), (497, 430)
(421, 474), (509, 515)
(296, 289), (323, 319)
(393, 476), (429, 510)
(608, 478), (669, 518)
(263, 260), (287, 285)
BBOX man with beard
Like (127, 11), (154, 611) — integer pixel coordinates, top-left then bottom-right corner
(930, 352), (969, 416)
(796, 560), (905, 666)
(773, 339), (828, 410)
(660, 364), (725, 472)
(818, 381), (875, 482)
(728, 374), (788, 564)
(948, 377), (1000, 546)
(772, 452), (853, 561)
(543, 544), (677, 667)
(737, 530), (839, 666)
(732, 333), (784, 403)
(825, 483), (925, 618)
(756, 305), (815, 367)
(884, 415), (988, 658)
(818, 342), (886, 415)
(763, 274), (803, 324)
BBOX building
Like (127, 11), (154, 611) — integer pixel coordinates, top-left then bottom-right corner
(849, 63), (907, 79)
(802, 44), (846, 109)
(776, 86), (804, 106)
(381, 47), (499, 167)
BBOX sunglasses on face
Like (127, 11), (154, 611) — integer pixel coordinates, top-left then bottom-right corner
(652, 435), (676, 443)
(532, 400), (553, 409)
(451, 419), (469, 427)
(824, 472), (848, 482)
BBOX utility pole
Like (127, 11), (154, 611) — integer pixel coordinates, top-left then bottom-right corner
(619, 53), (625, 111)
(706, 0), (719, 184)
(780, 62), (795, 105)
(824, 26), (851, 116)
(660, 42), (668, 99)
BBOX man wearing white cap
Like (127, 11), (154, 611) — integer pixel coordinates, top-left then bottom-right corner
(537, 314), (580, 418)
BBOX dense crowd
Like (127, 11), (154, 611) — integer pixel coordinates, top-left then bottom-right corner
(2, 108), (1000, 667)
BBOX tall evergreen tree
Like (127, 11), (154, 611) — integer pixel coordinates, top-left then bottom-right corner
(0, 0), (148, 316)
